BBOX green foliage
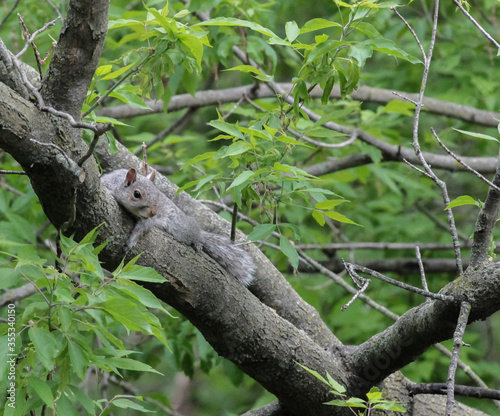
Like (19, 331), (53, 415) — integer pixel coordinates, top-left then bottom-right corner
(297, 362), (406, 414)
(0, 228), (173, 415)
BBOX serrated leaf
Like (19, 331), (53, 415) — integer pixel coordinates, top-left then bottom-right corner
(30, 377), (55, 409)
(453, 128), (499, 142)
(285, 21), (300, 42)
(324, 211), (361, 226)
(300, 18), (341, 34)
(280, 236), (299, 268)
(348, 43), (373, 67)
(224, 65), (274, 82)
(315, 200), (348, 210)
(209, 120), (245, 140)
(100, 63), (135, 81)
(445, 195), (480, 210)
(227, 170), (256, 191)
(95, 65), (112, 76)
(194, 17), (278, 38)
(29, 327), (60, 371)
(116, 265), (167, 282)
(215, 141), (252, 159)
(247, 224), (277, 241)
(312, 210), (325, 226)
(107, 357), (163, 375)
(68, 340), (89, 380)
(112, 398), (155, 412)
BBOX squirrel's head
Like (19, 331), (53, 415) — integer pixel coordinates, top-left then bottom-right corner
(122, 168), (159, 219)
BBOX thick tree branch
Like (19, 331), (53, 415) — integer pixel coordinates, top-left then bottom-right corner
(40, 0), (109, 118)
(98, 83), (500, 128)
(349, 261), (500, 387)
(469, 162), (500, 268)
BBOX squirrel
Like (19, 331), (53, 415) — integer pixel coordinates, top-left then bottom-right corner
(101, 168), (255, 286)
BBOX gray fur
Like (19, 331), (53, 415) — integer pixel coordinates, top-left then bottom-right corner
(101, 168), (255, 286)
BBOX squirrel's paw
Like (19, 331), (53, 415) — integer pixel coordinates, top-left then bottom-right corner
(124, 236), (139, 252)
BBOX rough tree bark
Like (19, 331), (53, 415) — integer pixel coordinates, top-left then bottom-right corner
(1, 2), (499, 416)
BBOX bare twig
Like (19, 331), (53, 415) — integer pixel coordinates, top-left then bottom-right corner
(15, 15), (59, 60)
(0, 0), (21, 29)
(0, 170), (27, 175)
(295, 242), (475, 251)
(391, 7), (426, 59)
(409, 0), (463, 275)
(415, 247), (431, 303)
(409, 382), (500, 400)
(446, 301), (472, 416)
(77, 131), (105, 166)
(453, 0), (500, 48)
(431, 128), (500, 192)
(343, 262), (455, 301)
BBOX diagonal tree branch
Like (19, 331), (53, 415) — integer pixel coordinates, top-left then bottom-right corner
(469, 160), (500, 268)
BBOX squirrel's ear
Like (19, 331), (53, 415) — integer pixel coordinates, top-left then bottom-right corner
(147, 169), (156, 182)
(125, 168), (137, 186)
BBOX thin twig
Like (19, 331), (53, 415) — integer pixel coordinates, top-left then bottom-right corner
(446, 301), (472, 416)
(415, 247), (431, 302)
(409, 0), (463, 275)
(15, 16), (59, 59)
(410, 382), (500, 400)
(391, 7), (426, 59)
(343, 262), (455, 301)
(453, 0), (500, 48)
(431, 128), (500, 192)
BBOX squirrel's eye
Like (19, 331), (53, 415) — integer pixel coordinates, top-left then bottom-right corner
(133, 190), (142, 199)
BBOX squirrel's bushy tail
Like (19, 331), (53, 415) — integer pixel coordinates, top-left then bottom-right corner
(201, 232), (255, 286)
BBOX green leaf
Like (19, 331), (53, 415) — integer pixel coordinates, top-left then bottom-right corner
(69, 385), (96, 415)
(117, 264), (167, 282)
(215, 141), (252, 159)
(227, 170), (256, 190)
(68, 340), (89, 380)
(194, 17), (279, 38)
(362, 38), (421, 64)
(247, 224), (277, 241)
(100, 63), (136, 81)
(224, 65), (274, 82)
(273, 162), (317, 178)
(279, 236), (299, 268)
(324, 211), (361, 226)
(315, 200), (348, 210)
(209, 120), (245, 140)
(452, 128), (499, 142)
(112, 398), (155, 412)
(276, 135), (315, 148)
(95, 64), (112, 76)
(285, 21), (300, 42)
(107, 357), (163, 375)
(348, 43), (373, 67)
(30, 377), (55, 409)
(300, 18), (342, 34)
(29, 327), (60, 371)
(312, 210), (325, 226)
(98, 298), (152, 333)
(445, 195), (480, 209)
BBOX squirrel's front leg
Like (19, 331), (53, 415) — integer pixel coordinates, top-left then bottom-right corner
(124, 219), (152, 252)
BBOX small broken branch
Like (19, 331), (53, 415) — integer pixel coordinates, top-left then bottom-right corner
(446, 301), (472, 416)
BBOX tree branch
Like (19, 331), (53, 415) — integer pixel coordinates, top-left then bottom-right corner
(98, 83), (500, 128)
(40, 0), (109, 118)
(469, 159), (500, 268)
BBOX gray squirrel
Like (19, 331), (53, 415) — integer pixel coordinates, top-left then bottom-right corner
(101, 168), (255, 286)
